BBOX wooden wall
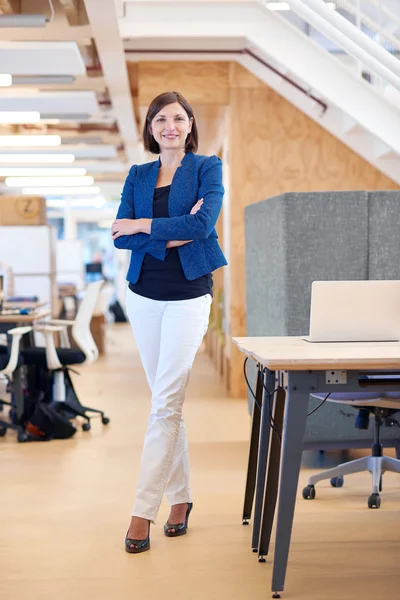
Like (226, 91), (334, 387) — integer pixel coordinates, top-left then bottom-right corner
(136, 61), (230, 106)
(228, 63), (399, 397)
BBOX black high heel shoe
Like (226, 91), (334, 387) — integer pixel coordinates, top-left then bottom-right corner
(164, 502), (193, 537)
(125, 521), (150, 553)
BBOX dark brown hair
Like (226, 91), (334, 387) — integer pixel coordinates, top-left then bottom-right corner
(142, 91), (198, 154)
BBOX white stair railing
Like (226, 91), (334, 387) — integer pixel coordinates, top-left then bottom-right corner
(265, 0), (400, 103)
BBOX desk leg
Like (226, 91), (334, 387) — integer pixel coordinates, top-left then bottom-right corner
(251, 369), (276, 550)
(242, 366), (264, 524)
(258, 386), (286, 561)
(271, 378), (309, 598)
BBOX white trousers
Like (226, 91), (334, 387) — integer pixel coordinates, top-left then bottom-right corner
(126, 290), (212, 522)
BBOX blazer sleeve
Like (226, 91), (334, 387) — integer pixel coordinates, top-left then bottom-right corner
(113, 165), (167, 260)
(149, 155), (224, 241)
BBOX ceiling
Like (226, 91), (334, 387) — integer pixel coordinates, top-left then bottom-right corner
(1, 0), (400, 220)
(0, 0), (137, 217)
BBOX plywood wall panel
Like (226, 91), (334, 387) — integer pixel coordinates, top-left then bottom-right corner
(228, 63), (399, 397)
(138, 62), (230, 106)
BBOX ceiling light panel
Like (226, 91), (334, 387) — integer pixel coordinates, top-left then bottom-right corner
(6, 176), (94, 187)
(22, 187), (102, 195)
(12, 76), (75, 85)
(80, 162), (128, 173)
(0, 91), (99, 117)
(0, 168), (86, 177)
(0, 15), (47, 28)
(0, 42), (86, 76)
(0, 146), (117, 159)
(0, 135), (61, 147)
(47, 198), (106, 208)
(0, 74), (12, 86)
(0, 154), (75, 163)
(0, 111), (40, 124)
(267, 2), (291, 10)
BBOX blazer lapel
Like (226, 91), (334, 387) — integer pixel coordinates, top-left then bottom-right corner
(138, 159), (160, 218)
(168, 152), (195, 216)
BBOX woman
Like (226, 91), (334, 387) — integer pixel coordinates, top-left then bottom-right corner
(112, 91), (227, 553)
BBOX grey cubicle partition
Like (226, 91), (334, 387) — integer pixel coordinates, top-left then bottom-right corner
(369, 191), (400, 280)
(245, 190), (400, 450)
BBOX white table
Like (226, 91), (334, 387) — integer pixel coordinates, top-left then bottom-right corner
(233, 336), (400, 598)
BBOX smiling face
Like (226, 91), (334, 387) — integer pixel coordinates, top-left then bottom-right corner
(149, 102), (193, 153)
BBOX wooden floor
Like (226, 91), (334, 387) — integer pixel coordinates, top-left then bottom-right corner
(1, 324), (400, 600)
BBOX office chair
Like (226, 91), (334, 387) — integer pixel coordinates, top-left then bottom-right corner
(0, 326), (31, 442)
(22, 280), (110, 431)
(303, 381), (400, 509)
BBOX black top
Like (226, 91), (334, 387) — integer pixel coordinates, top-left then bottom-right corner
(129, 185), (213, 301)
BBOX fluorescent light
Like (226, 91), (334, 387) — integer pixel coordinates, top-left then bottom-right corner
(12, 76), (75, 85)
(0, 74), (12, 87)
(0, 111), (41, 124)
(0, 135), (61, 147)
(6, 176), (94, 187)
(267, 2), (290, 10)
(0, 15), (47, 27)
(47, 198), (106, 209)
(267, 0), (335, 8)
(0, 154), (75, 163)
(22, 186), (102, 196)
(0, 167), (86, 177)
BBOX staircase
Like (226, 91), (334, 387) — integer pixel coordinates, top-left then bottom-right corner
(120, 0), (400, 184)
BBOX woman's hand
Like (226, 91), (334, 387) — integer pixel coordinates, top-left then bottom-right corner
(112, 200), (203, 243)
(190, 198), (203, 215)
(166, 200), (203, 248)
(111, 218), (152, 239)
(111, 219), (140, 240)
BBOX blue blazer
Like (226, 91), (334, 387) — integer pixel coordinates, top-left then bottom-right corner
(114, 151), (228, 283)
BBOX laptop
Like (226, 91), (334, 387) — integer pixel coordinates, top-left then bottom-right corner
(303, 280), (400, 343)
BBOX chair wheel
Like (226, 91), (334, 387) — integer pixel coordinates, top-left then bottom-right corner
(368, 493), (381, 509)
(82, 422), (91, 431)
(302, 485), (316, 500)
(330, 476), (344, 488)
(101, 417), (110, 425)
(17, 432), (30, 443)
(0, 426), (7, 437)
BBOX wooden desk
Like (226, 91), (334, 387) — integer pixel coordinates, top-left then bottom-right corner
(0, 309), (51, 325)
(233, 336), (400, 598)
(234, 336), (400, 371)
(0, 309), (51, 336)
(3, 300), (47, 311)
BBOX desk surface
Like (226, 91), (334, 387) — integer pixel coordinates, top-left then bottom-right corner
(233, 336), (400, 370)
(0, 309), (51, 324)
(3, 300), (47, 310)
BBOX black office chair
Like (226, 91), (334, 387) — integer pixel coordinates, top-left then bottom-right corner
(0, 327), (31, 442)
(303, 382), (400, 509)
(21, 281), (110, 431)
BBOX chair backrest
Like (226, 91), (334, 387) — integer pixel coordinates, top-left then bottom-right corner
(92, 282), (114, 317)
(71, 280), (103, 363)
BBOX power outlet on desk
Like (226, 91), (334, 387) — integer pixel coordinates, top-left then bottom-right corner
(326, 370), (347, 384)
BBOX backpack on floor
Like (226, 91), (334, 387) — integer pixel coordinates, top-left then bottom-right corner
(26, 402), (77, 441)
